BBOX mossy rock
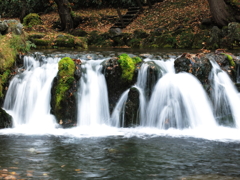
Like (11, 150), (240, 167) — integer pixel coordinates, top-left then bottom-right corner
(118, 53), (142, 81)
(51, 57), (79, 127)
(23, 13), (42, 27)
(28, 33), (45, 40)
(32, 39), (51, 46)
(55, 35), (75, 48)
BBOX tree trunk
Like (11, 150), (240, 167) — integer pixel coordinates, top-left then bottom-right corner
(208, 0), (238, 27)
(19, 0), (27, 23)
(54, 0), (73, 31)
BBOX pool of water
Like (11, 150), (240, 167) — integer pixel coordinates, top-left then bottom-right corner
(0, 133), (240, 180)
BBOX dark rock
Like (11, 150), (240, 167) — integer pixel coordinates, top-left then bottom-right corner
(174, 53), (212, 91)
(145, 61), (162, 100)
(124, 87), (140, 127)
(109, 28), (122, 37)
(0, 108), (12, 129)
(0, 21), (8, 35)
(102, 57), (138, 113)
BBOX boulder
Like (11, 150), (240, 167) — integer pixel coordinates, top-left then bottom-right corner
(228, 22), (240, 43)
(174, 53), (212, 91)
(50, 57), (81, 128)
(0, 21), (8, 35)
(102, 57), (138, 113)
(5, 20), (23, 35)
(109, 28), (122, 37)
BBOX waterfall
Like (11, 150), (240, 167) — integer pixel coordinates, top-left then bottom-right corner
(3, 56), (59, 128)
(111, 89), (129, 127)
(146, 59), (216, 129)
(210, 60), (240, 128)
(77, 60), (110, 126)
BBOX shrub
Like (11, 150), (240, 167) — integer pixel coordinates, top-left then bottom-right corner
(23, 13), (42, 27)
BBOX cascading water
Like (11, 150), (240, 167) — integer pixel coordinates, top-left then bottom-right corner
(210, 60), (240, 128)
(77, 60), (110, 127)
(3, 55), (59, 128)
(146, 59), (217, 129)
(1, 52), (240, 141)
(111, 89), (129, 127)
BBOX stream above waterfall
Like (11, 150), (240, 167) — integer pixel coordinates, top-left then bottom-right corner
(0, 50), (240, 179)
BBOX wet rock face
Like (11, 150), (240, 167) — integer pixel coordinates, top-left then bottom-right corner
(174, 53), (212, 90)
(0, 108), (12, 129)
(124, 87), (140, 127)
(102, 58), (137, 113)
(145, 61), (162, 100)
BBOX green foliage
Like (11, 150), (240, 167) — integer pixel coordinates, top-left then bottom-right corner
(118, 53), (142, 81)
(55, 57), (75, 110)
(10, 34), (36, 53)
(23, 13), (42, 27)
(0, 70), (11, 98)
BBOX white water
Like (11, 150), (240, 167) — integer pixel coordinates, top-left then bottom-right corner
(147, 72), (216, 129)
(1, 55), (240, 142)
(111, 89), (129, 127)
(3, 56), (59, 129)
(210, 60), (240, 128)
(77, 60), (110, 127)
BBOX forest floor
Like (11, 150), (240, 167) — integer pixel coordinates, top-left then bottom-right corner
(36, 0), (211, 34)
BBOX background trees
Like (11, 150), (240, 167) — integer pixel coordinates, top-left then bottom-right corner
(208, 0), (240, 27)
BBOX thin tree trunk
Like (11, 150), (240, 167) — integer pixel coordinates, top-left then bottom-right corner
(54, 0), (73, 31)
(208, 0), (237, 27)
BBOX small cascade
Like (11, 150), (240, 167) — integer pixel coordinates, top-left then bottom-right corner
(3, 56), (59, 128)
(111, 89), (129, 127)
(77, 60), (110, 126)
(135, 63), (149, 125)
(146, 59), (216, 129)
(210, 60), (240, 128)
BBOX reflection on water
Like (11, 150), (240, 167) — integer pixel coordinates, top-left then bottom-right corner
(0, 135), (240, 179)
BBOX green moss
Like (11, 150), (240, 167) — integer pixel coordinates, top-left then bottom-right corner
(23, 13), (42, 27)
(118, 54), (142, 81)
(55, 57), (75, 110)
(31, 39), (51, 46)
(55, 36), (75, 47)
(0, 70), (11, 98)
(221, 53), (236, 67)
